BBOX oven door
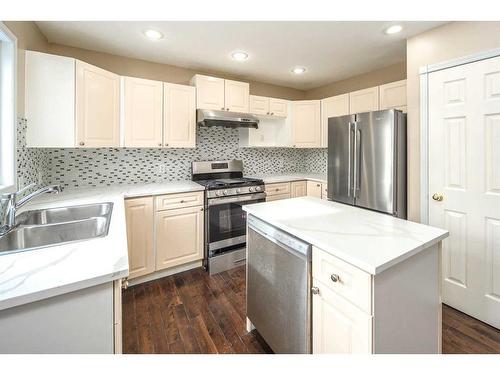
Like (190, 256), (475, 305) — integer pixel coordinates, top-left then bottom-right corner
(207, 192), (266, 254)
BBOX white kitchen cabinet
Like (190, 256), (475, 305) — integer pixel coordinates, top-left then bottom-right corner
(190, 74), (225, 110)
(379, 79), (407, 111)
(155, 205), (204, 270)
(191, 74), (249, 112)
(349, 86), (379, 114)
(321, 94), (349, 147)
(307, 181), (323, 198)
(76, 60), (121, 147)
(224, 79), (250, 112)
(163, 83), (196, 148)
(124, 197), (155, 279)
(26, 51), (120, 148)
(123, 76), (163, 147)
(292, 100), (321, 148)
(249, 95), (288, 117)
(291, 181), (307, 198)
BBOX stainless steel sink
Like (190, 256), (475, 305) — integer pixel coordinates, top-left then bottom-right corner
(0, 202), (113, 256)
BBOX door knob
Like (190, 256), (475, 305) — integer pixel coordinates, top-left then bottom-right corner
(432, 193), (444, 202)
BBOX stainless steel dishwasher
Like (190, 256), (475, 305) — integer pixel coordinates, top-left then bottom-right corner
(246, 215), (312, 354)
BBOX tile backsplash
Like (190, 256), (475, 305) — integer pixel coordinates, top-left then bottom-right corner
(17, 118), (328, 190)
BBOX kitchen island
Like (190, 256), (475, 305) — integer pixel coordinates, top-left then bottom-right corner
(243, 197), (449, 354)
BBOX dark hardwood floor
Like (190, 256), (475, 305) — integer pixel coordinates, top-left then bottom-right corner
(122, 265), (500, 354)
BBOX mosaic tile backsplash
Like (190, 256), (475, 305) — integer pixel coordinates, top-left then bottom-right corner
(16, 118), (328, 190)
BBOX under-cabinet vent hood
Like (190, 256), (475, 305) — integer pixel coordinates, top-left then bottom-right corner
(196, 109), (259, 129)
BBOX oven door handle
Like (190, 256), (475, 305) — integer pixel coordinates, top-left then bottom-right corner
(207, 192), (267, 207)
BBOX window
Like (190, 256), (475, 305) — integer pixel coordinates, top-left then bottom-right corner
(0, 22), (16, 193)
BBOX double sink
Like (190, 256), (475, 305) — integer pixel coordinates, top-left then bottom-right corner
(0, 203), (113, 256)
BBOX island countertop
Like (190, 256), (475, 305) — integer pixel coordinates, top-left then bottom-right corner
(243, 197), (448, 275)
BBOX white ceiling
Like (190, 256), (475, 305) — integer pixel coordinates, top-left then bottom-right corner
(36, 21), (446, 90)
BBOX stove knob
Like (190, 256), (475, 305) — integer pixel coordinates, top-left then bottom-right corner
(215, 191), (221, 196)
(223, 190), (228, 196)
(236, 188), (241, 193)
(255, 186), (261, 192)
(248, 187), (254, 192)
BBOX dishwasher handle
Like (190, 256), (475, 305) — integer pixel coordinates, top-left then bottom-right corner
(247, 215), (310, 258)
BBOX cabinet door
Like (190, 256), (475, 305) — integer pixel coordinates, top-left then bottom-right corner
(155, 206), (204, 270)
(193, 74), (225, 110)
(313, 279), (372, 354)
(224, 79), (250, 112)
(349, 86), (379, 114)
(123, 77), (163, 147)
(379, 80), (407, 110)
(291, 181), (307, 198)
(307, 181), (322, 198)
(249, 95), (270, 115)
(76, 61), (120, 147)
(125, 197), (154, 279)
(321, 94), (349, 147)
(269, 98), (288, 117)
(292, 100), (321, 148)
(164, 83), (196, 148)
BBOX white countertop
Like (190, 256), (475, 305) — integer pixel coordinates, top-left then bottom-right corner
(0, 181), (204, 311)
(248, 173), (327, 184)
(243, 197), (448, 275)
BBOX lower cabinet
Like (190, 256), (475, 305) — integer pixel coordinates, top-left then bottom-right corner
(291, 181), (307, 198)
(306, 181), (322, 198)
(124, 197), (155, 279)
(265, 182), (291, 201)
(124, 191), (204, 281)
(155, 205), (204, 270)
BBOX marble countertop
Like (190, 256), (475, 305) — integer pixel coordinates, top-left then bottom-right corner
(248, 173), (328, 184)
(243, 197), (448, 275)
(0, 181), (204, 311)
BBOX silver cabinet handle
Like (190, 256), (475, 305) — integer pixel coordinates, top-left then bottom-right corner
(122, 279), (129, 290)
(221, 107), (225, 110)
(330, 274), (340, 283)
(311, 286), (320, 295)
(79, 141), (85, 146)
(270, 112), (274, 115)
(316, 184), (320, 187)
(165, 143), (169, 146)
(226, 108), (230, 111)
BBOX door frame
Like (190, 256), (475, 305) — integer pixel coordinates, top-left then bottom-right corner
(419, 46), (500, 224)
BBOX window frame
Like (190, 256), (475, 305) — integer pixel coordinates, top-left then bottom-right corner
(0, 22), (17, 194)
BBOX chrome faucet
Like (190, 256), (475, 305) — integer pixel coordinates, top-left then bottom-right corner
(0, 183), (61, 236)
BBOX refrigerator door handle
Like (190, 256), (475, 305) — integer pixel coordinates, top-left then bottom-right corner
(355, 127), (362, 197)
(347, 122), (353, 197)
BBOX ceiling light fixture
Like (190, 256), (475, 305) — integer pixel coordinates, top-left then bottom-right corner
(384, 25), (403, 35)
(143, 29), (164, 40)
(231, 51), (249, 61)
(291, 67), (306, 75)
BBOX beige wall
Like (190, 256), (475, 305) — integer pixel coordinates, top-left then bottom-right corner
(406, 21), (500, 222)
(304, 62), (406, 99)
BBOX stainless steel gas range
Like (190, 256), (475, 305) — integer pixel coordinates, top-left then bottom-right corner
(192, 160), (266, 274)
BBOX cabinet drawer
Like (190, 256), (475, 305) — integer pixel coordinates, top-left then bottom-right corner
(155, 191), (204, 211)
(312, 246), (372, 314)
(266, 193), (291, 202)
(265, 182), (291, 196)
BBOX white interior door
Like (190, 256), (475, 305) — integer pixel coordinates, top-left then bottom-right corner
(428, 55), (500, 329)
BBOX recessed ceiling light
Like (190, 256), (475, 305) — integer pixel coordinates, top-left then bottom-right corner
(384, 25), (403, 35)
(143, 29), (164, 40)
(291, 67), (306, 75)
(231, 51), (249, 61)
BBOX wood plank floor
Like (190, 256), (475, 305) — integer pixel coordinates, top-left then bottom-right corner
(122, 265), (500, 354)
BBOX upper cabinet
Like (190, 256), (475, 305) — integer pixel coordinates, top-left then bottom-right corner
(292, 100), (321, 148)
(26, 51), (120, 148)
(163, 83), (196, 148)
(349, 86), (379, 114)
(191, 74), (249, 112)
(249, 95), (288, 117)
(320, 94), (349, 148)
(123, 76), (163, 148)
(76, 61), (121, 147)
(379, 79), (407, 112)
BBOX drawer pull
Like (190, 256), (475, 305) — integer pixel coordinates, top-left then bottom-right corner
(330, 274), (340, 283)
(180, 200), (185, 203)
(275, 188), (279, 192)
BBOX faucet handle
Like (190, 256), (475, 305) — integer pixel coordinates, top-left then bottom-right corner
(16, 183), (37, 196)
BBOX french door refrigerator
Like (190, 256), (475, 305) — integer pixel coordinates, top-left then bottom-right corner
(327, 109), (407, 219)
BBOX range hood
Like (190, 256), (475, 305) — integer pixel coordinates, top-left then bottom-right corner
(196, 109), (259, 129)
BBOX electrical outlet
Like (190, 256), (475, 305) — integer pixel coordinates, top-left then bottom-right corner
(37, 171), (43, 185)
(157, 164), (166, 174)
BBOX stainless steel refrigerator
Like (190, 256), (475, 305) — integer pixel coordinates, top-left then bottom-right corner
(327, 109), (407, 219)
